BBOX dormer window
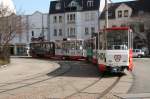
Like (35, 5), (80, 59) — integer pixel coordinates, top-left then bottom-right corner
(124, 10), (129, 17)
(118, 10), (122, 18)
(87, 0), (93, 7)
(55, 3), (61, 10)
(71, 1), (76, 7)
(67, 0), (78, 8)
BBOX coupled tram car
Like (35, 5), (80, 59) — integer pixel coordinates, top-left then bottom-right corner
(97, 27), (134, 73)
(55, 39), (85, 60)
(29, 39), (85, 60)
(29, 42), (55, 58)
(29, 27), (133, 73)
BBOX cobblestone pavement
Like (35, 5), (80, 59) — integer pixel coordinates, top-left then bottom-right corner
(0, 58), (133, 99)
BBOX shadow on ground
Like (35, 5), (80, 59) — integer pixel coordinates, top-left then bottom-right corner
(46, 61), (126, 78)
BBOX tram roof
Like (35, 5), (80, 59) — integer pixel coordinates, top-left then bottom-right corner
(30, 41), (54, 44)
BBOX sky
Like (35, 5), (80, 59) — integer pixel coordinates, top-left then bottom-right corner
(12, 0), (134, 15)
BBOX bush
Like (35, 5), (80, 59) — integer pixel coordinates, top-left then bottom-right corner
(0, 46), (10, 65)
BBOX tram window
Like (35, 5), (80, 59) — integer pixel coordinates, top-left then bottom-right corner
(99, 42), (102, 50)
(107, 30), (128, 50)
(45, 44), (47, 48)
(76, 42), (80, 50)
(49, 43), (51, 48)
(55, 42), (62, 49)
(50, 44), (52, 49)
(112, 45), (128, 50)
(48, 43), (50, 49)
(114, 45), (120, 50)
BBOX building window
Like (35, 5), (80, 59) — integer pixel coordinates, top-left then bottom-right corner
(55, 3), (61, 10)
(91, 12), (95, 20)
(70, 28), (74, 37)
(91, 27), (95, 33)
(70, 14), (73, 21)
(124, 10), (129, 17)
(67, 15), (69, 21)
(59, 29), (62, 36)
(70, 14), (75, 22)
(53, 16), (57, 23)
(67, 28), (70, 37)
(54, 29), (57, 36)
(59, 16), (62, 23)
(68, 28), (76, 37)
(87, 0), (93, 7)
(67, 14), (75, 23)
(118, 10), (122, 18)
(31, 31), (34, 37)
(85, 13), (89, 21)
(85, 28), (89, 35)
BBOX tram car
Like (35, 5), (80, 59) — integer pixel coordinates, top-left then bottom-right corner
(29, 42), (55, 58)
(55, 39), (85, 60)
(97, 27), (133, 73)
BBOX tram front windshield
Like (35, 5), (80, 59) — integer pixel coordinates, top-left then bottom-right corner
(107, 30), (128, 50)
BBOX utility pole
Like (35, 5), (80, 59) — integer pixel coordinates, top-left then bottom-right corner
(105, 0), (108, 28)
(104, 0), (108, 49)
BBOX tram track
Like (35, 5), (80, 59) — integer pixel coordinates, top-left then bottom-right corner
(65, 73), (122, 99)
(64, 74), (103, 98)
(98, 74), (122, 98)
(0, 61), (73, 94)
(0, 58), (123, 99)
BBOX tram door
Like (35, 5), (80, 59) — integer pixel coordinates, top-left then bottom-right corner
(55, 41), (63, 57)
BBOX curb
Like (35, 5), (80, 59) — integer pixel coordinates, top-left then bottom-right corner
(102, 70), (134, 99)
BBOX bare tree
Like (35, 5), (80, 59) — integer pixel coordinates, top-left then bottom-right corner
(0, 7), (23, 64)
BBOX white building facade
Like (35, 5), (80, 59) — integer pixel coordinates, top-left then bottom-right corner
(49, 0), (100, 42)
(11, 11), (49, 55)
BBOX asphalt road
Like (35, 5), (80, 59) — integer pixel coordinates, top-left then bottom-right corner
(102, 58), (150, 99)
(129, 58), (150, 93)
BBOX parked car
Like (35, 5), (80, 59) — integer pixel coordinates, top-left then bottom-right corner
(141, 47), (149, 56)
(133, 49), (145, 58)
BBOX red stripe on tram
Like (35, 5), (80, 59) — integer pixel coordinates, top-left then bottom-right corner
(128, 49), (134, 71)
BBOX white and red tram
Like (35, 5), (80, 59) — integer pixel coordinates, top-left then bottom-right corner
(97, 27), (133, 73)
(55, 39), (85, 60)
